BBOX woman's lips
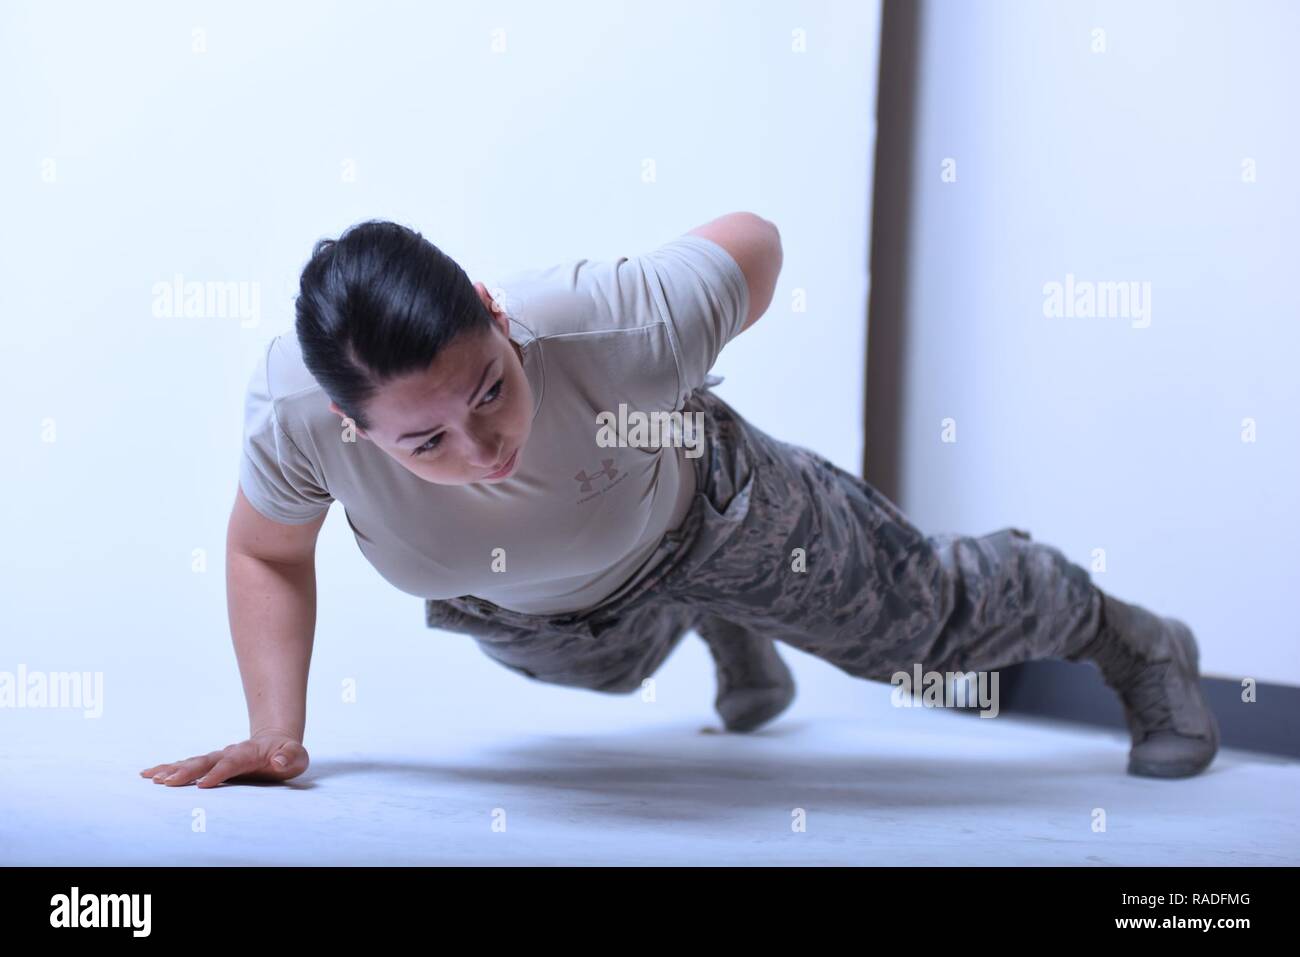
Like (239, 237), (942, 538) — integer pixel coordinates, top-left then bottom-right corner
(484, 448), (518, 479)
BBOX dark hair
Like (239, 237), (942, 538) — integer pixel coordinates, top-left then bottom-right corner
(294, 219), (495, 431)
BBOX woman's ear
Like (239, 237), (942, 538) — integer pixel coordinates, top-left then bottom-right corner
(473, 280), (509, 335)
(328, 400), (368, 439)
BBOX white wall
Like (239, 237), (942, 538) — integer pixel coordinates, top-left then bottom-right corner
(894, 0), (1298, 683)
(1, 0), (883, 742)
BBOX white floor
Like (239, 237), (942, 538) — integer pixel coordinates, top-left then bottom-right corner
(3, 640), (1296, 866)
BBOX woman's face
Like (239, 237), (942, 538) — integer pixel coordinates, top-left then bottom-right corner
(329, 282), (534, 486)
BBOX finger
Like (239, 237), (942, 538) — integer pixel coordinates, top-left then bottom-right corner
(157, 756), (219, 786)
(268, 742), (307, 774)
(142, 759), (194, 777)
(144, 744), (235, 779)
(151, 754), (214, 784)
(270, 742), (295, 764)
(144, 750), (216, 779)
(195, 752), (258, 788)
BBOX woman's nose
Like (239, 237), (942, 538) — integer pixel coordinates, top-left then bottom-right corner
(468, 438), (504, 468)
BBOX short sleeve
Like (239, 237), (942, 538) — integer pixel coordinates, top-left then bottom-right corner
(489, 232), (751, 409)
(238, 348), (334, 525)
(627, 235), (750, 408)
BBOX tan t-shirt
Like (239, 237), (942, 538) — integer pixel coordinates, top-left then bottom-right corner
(238, 234), (750, 615)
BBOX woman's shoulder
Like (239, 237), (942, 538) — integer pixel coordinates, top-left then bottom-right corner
(489, 242), (676, 341)
(238, 334), (336, 523)
(243, 333), (334, 442)
(262, 334), (325, 402)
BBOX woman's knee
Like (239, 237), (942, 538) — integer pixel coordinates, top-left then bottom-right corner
(918, 526), (1098, 672)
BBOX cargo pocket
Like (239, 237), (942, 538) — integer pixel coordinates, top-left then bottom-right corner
(683, 468), (756, 570)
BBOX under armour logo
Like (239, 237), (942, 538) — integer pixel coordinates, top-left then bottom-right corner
(574, 459), (618, 493)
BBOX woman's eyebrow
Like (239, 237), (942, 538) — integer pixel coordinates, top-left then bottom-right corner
(396, 359), (495, 442)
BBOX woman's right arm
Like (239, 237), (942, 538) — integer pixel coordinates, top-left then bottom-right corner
(139, 487), (328, 788)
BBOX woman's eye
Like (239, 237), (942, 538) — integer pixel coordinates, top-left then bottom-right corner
(412, 434), (442, 457)
(411, 379), (504, 458)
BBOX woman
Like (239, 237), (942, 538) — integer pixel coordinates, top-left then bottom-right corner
(140, 213), (1219, 790)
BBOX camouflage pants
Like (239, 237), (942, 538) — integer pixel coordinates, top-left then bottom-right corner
(424, 380), (1104, 693)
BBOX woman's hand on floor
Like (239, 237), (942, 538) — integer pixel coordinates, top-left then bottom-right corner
(139, 732), (309, 788)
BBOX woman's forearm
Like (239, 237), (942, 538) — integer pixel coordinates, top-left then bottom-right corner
(225, 549), (317, 742)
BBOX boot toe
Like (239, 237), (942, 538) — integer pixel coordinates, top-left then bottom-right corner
(716, 682), (796, 733)
(1127, 714), (1220, 779)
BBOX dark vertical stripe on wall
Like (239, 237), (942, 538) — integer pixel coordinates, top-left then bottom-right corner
(863, 3), (1298, 760)
(863, 0), (921, 497)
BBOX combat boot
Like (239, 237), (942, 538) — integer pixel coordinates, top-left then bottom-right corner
(697, 617), (796, 732)
(1066, 587), (1220, 778)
